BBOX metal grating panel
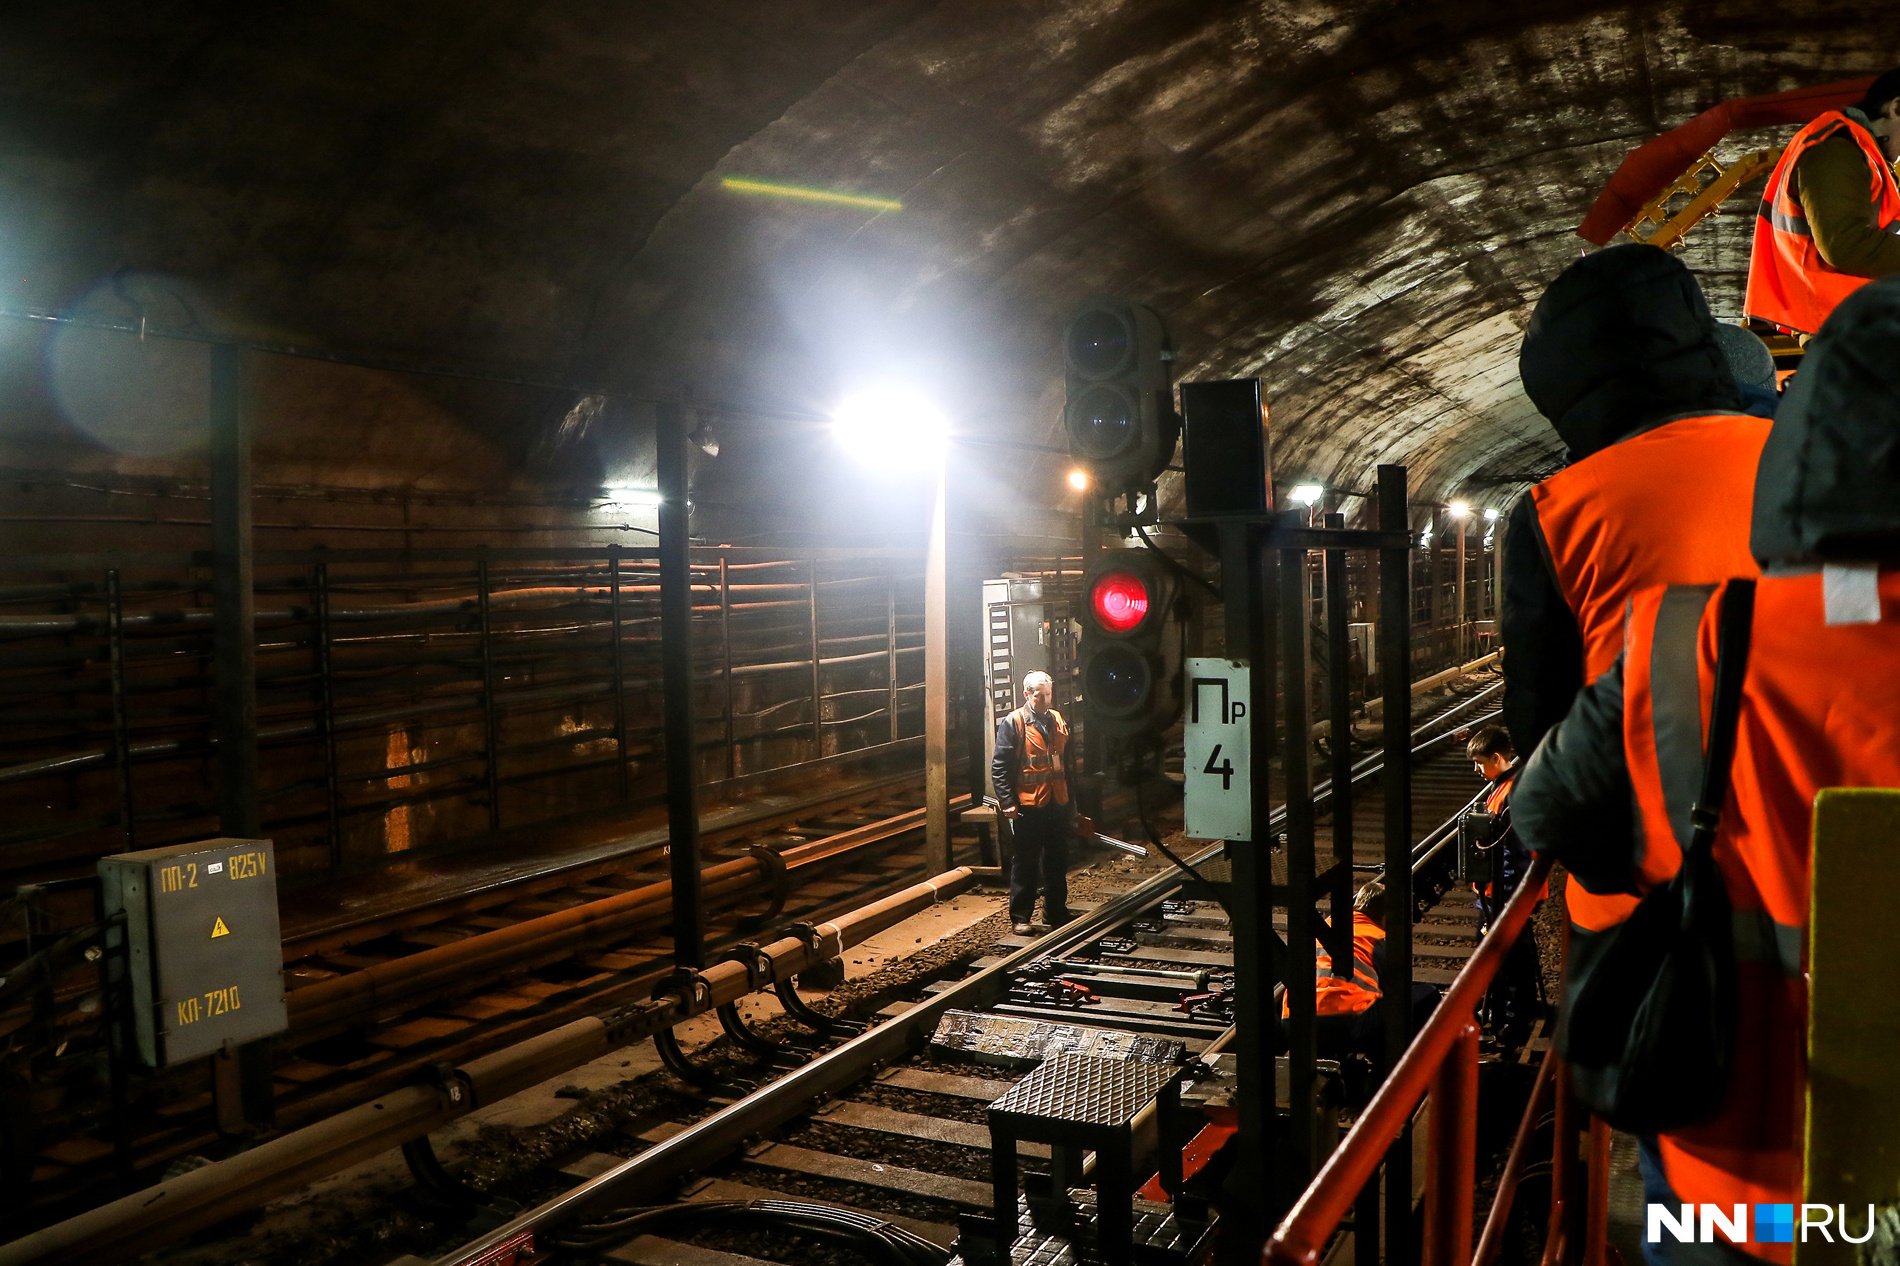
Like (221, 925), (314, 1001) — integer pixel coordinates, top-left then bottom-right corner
(988, 1052), (1176, 1126)
(930, 1010), (1185, 1066)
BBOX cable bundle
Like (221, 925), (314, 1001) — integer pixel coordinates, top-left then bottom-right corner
(556, 1197), (953, 1266)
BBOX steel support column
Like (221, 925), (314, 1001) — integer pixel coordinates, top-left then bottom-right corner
(658, 400), (706, 969)
(1218, 518), (1279, 1261)
(808, 557), (824, 757)
(1280, 515), (1318, 1183)
(208, 341), (272, 1132)
(1378, 464), (1415, 1264)
(721, 556), (736, 778)
(1455, 512), (1468, 664)
(477, 557), (501, 833)
(105, 569), (135, 853)
(314, 562), (342, 867)
(1323, 513), (1354, 958)
(885, 573), (899, 742)
(924, 461), (950, 873)
(609, 550), (632, 800)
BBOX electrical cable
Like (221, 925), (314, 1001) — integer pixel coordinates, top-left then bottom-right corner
(558, 1199), (951, 1266)
(1135, 526), (1222, 601)
(1132, 762), (1234, 921)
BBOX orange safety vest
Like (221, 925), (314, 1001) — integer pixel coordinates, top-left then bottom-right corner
(1286, 911), (1383, 1018)
(1008, 706), (1069, 808)
(1474, 770), (1550, 905)
(1745, 110), (1900, 337)
(1620, 571), (1900, 1261)
(1528, 413), (1770, 931)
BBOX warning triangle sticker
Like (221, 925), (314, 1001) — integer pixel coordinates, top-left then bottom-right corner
(210, 917), (230, 938)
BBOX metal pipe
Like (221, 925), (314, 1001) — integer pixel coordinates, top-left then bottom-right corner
(657, 400), (705, 970)
(1376, 463), (1414, 1265)
(1473, 1045), (1560, 1266)
(281, 797), (959, 1033)
(0, 867), (978, 1266)
(1423, 1021), (1480, 1266)
(1584, 1116), (1613, 1266)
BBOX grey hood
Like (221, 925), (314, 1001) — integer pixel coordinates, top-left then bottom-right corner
(1752, 276), (1900, 565)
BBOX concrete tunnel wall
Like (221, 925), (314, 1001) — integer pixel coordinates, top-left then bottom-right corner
(1, 2), (1895, 543)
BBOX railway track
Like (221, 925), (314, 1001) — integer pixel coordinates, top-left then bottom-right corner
(422, 676), (1506, 1266)
(16, 767), (982, 1224)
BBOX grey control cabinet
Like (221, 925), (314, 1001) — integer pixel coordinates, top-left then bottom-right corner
(99, 838), (289, 1067)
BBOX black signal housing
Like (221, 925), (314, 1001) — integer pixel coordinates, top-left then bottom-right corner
(1063, 296), (1178, 494)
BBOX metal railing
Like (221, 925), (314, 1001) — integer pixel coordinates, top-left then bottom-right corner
(1265, 850), (1561, 1266)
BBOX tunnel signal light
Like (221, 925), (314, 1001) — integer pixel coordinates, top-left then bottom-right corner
(1063, 296), (1178, 494)
(1079, 552), (1183, 742)
(1090, 570), (1150, 633)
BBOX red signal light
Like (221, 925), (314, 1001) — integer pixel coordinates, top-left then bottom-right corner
(1091, 570), (1150, 632)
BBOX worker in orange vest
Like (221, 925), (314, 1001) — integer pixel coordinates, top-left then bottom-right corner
(1513, 276), (1900, 1266)
(1745, 68), (1900, 340)
(1464, 725), (1544, 1051)
(1500, 244), (1771, 942)
(992, 670), (1093, 936)
(1279, 879), (1437, 1086)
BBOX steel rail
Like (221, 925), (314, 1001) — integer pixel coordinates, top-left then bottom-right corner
(0, 868), (980, 1266)
(284, 794), (970, 1034)
(429, 838), (1224, 1266)
(429, 681), (1510, 1266)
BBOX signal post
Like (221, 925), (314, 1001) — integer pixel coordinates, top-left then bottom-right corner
(1060, 298), (1416, 1263)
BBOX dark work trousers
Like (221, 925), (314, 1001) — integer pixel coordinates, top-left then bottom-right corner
(1477, 890), (1543, 1044)
(1008, 803), (1071, 924)
(1277, 983), (1440, 1098)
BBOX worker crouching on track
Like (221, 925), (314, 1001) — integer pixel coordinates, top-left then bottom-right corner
(1513, 276), (1900, 1266)
(991, 670), (1092, 937)
(1279, 880), (1437, 1096)
(1745, 68), (1900, 341)
(1465, 725), (1545, 1052)
(1502, 243), (1770, 949)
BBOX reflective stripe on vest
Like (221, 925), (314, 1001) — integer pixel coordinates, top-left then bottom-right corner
(1529, 415), (1768, 933)
(1617, 574), (1900, 1236)
(1292, 912), (1383, 1017)
(1745, 111), (1900, 337)
(1011, 707), (1069, 808)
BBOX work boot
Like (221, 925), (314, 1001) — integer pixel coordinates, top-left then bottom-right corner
(1012, 922), (1036, 936)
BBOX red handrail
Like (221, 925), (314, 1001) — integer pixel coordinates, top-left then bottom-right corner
(1265, 851), (1557, 1266)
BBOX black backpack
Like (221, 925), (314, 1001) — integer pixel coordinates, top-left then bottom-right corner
(1558, 579), (1754, 1132)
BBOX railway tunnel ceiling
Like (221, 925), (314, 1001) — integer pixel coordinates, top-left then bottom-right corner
(3, 2), (1896, 526)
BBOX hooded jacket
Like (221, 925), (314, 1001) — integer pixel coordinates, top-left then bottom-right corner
(1510, 276), (1900, 1240)
(1500, 244), (1753, 754)
(1751, 277), (1900, 563)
